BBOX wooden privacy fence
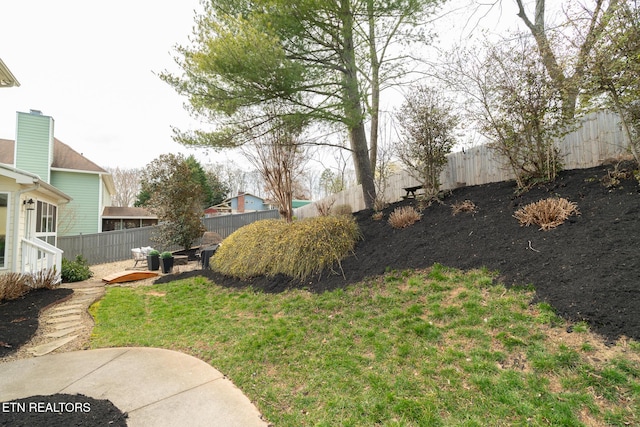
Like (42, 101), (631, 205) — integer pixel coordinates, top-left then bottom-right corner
(295, 111), (629, 218)
(58, 210), (280, 265)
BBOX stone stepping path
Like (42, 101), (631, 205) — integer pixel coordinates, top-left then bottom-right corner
(45, 326), (83, 338)
(23, 285), (105, 357)
(27, 335), (78, 357)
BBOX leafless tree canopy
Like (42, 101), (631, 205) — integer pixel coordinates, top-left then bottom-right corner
(106, 167), (141, 207)
(242, 117), (309, 222)
(395, 85), (459, 195)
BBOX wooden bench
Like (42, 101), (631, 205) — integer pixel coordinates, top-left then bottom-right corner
(403, 185), (424, 199)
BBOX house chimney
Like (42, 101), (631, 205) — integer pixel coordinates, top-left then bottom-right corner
(237, 192), (245, 213)
(15, 110), (54, 183)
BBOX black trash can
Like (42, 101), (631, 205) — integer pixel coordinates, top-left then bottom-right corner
(200, 245), (219, 270)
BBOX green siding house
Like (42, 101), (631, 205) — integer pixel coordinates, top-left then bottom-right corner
(0, 61), (71, 276)
(1, 110), (116, 237)
(1, 57), (148, 276)
(51, 171), (102, 236)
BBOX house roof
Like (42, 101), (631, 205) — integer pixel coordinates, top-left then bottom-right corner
(224, 192), (264, 202)
(0, 138), (13, 163)
(0, 138), (107, 174)
(0, 59), (20, 88)
(0, 163), (72, 203)
(51, 138), (107, 173)
(0, 137), (115, 195)
(205, 201), (232, 214)
(102, 206), (157, 219)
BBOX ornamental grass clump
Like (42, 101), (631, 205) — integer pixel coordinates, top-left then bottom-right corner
(514, 197), (579, 231)
(211, 216), (361, 280)
(30, 267), (61, 290)
(388, 206), (422, 229)
(211, 219), (285, 279)
(0, 273), (30, 302)
(0, 267), (60, 301)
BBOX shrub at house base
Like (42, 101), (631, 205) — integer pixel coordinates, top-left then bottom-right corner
(61, 255), (93, 283)
(211, 216), (361, 280)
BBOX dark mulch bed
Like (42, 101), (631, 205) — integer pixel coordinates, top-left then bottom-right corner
(159, 162), (640, 343)
(0, 288), (74, 358)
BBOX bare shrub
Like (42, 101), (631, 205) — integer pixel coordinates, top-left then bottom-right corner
(315, 197), (336, 216)
(601, 163), (633, 189)
(0, 273), (30, 302)
(373, 197), (388, 213)
(388, 206), (422, 229)
(29, 268), (61, 290)
(371, 211), (384, 221)
(332, 204), (352, 216)
(451, 200), (477, 216)
(395, 85), (458, 196)
(514, 198), (579, 231)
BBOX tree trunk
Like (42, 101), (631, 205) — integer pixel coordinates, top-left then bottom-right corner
(367, 0), (380, 171)
(349, 124), (377, 208)
(341, 0), (377, 209)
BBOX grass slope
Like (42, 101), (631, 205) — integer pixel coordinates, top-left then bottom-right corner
(91, 266), (640, 426)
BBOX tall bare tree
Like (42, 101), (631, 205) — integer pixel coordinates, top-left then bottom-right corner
(584, 0), (640, 164)
(242, 114), (309, 222)
(106, 167), (141, 207)
(512, 0), (619, 118)
(442, 36), (569, 188)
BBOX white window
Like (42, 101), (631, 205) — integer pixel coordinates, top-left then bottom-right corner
(36, 201), (57, 246)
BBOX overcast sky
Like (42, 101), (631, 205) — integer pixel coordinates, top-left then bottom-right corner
(0, 0), (524, 171)
(0, 0), (220, 169)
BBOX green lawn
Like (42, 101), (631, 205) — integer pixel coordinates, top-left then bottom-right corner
(89, 264), (640, 426)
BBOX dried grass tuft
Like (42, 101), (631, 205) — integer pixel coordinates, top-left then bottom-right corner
(388, 206), (422, 229)
(29, 267), (61, 290)
(0, 273), (31, 302)
(451, 200), (477, 216)
(514, 197), (579, 231)
(373, 198), (388, 212)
